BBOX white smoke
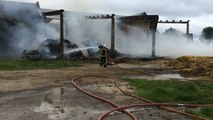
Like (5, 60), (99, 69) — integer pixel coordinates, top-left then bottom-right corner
(62, 12), (213, 58)
(37, 0), (213, 58)
(156, 34), (213, 57)
(115, 24), (152, 56)
(62, 13), (152, 57)
(0, 1), (59, 58)
(63, 12), (112, 57)
(3, 0), (213, 58)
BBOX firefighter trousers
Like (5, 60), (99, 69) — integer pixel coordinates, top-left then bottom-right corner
(100, 57), (107, 67)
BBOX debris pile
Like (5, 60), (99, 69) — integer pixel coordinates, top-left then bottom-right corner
(39, 39), (85, 59)
(166, 56), (213, 78)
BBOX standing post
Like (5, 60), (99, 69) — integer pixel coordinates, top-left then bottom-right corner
(186, 20), (190, 35)
(151, 30), (156, 58)
(60, 9), (64, 59)
(111, 14), (115, 55)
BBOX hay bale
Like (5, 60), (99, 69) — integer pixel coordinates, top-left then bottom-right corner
(166, 56), (213, 77)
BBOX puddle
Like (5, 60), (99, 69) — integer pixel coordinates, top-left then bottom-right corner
(55, 80), (71, 84)
(33, 87), (67, 119)
(157, 74), (184, 79)
(0, 86), (103, 120)
(0, 90), (48, 104)
(128, 74), (196, 80)
(119, 64), (155, 69)
(0, 86), (69, 120)
(119, 63), (165, 69)
(141, 64), (165, 68)
(43, 87), (64, 103)
(33, 87), (105, 119)
(35, 87), (65, 107)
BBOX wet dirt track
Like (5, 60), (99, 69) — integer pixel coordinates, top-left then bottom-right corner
(0, 61), (196, 120)
(0, 83), (192, 120)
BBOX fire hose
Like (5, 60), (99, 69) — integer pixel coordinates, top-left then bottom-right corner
(107, 54), (213, 120)
(113, 66), (211, 120)
(72, 76), (137, 120)
(98, 103), (213, 120)
(72, 75), (213, 120)
(71, 53), (212, 120)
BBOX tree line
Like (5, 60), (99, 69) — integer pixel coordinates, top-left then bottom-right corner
(162, 26), (213, 43)
(200, 26), (213, 43)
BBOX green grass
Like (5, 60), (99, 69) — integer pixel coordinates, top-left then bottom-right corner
(0, 59), (80, 70)
(124, 78), (213, 119)
(125, 79), (213, 104)
(186, 107), (213, 120)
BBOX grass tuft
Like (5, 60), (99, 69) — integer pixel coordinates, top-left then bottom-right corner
(124, 78), (213, 119)
(186, 107), (213, 120)
(125, 79), (213, 104)
(0, 59), (80, 70)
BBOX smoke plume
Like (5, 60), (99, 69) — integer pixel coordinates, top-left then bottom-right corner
(1, 1), (213, 59)
(156, 33), (213, 57)
(63, 13), (213, 58)
(0, 1), (58, 58)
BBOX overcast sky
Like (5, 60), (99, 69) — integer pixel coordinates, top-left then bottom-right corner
(7, 0), (213, 38)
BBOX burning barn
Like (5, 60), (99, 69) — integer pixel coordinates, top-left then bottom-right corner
(0, 1), (44, 58)
(0, 1), (91, 59)
(2, 1), (194, 60)
(0, 1), (160, 59)
(0, 0), (195, 60)
(83, 12), (160, 58)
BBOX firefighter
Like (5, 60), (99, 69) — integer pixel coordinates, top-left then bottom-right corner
(99, 44), (108, 67)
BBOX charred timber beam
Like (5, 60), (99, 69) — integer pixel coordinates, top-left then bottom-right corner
(158, 20), (189, 24)
(43, 9), (64, 59)
(60, 13), (64, 59)
(111, 14), (115, 55)
(152, 30), (156, 58)
(86, 14), (116, 56)
(158, 20), (190, 34)
(186, 22), (189, 34)
(43, 9), (64, 16)
(120, 15), (158, 19)
(86, 14), (113, 19)
(119, 16), (158, 30)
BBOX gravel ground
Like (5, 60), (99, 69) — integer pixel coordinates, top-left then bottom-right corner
(0, 61), (194, 120)
(0, 83), (193, 120)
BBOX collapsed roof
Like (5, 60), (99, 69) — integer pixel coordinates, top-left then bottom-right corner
(119, 12), (159, 31)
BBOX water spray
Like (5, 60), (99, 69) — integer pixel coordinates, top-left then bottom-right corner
(64, 46), (98, 54)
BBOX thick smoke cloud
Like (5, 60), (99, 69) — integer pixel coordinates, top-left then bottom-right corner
(156, 34), (213, 57)
(0, 1), (58, 58)
(9, 0), (213, 39)
(63, 13), (213, 57)
(63, 13), (152, 57)
(63, 12), (111, 56)
(1, 0), (213, 58)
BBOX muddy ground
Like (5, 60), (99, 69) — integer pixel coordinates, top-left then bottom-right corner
(0, 59), (207, 120)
